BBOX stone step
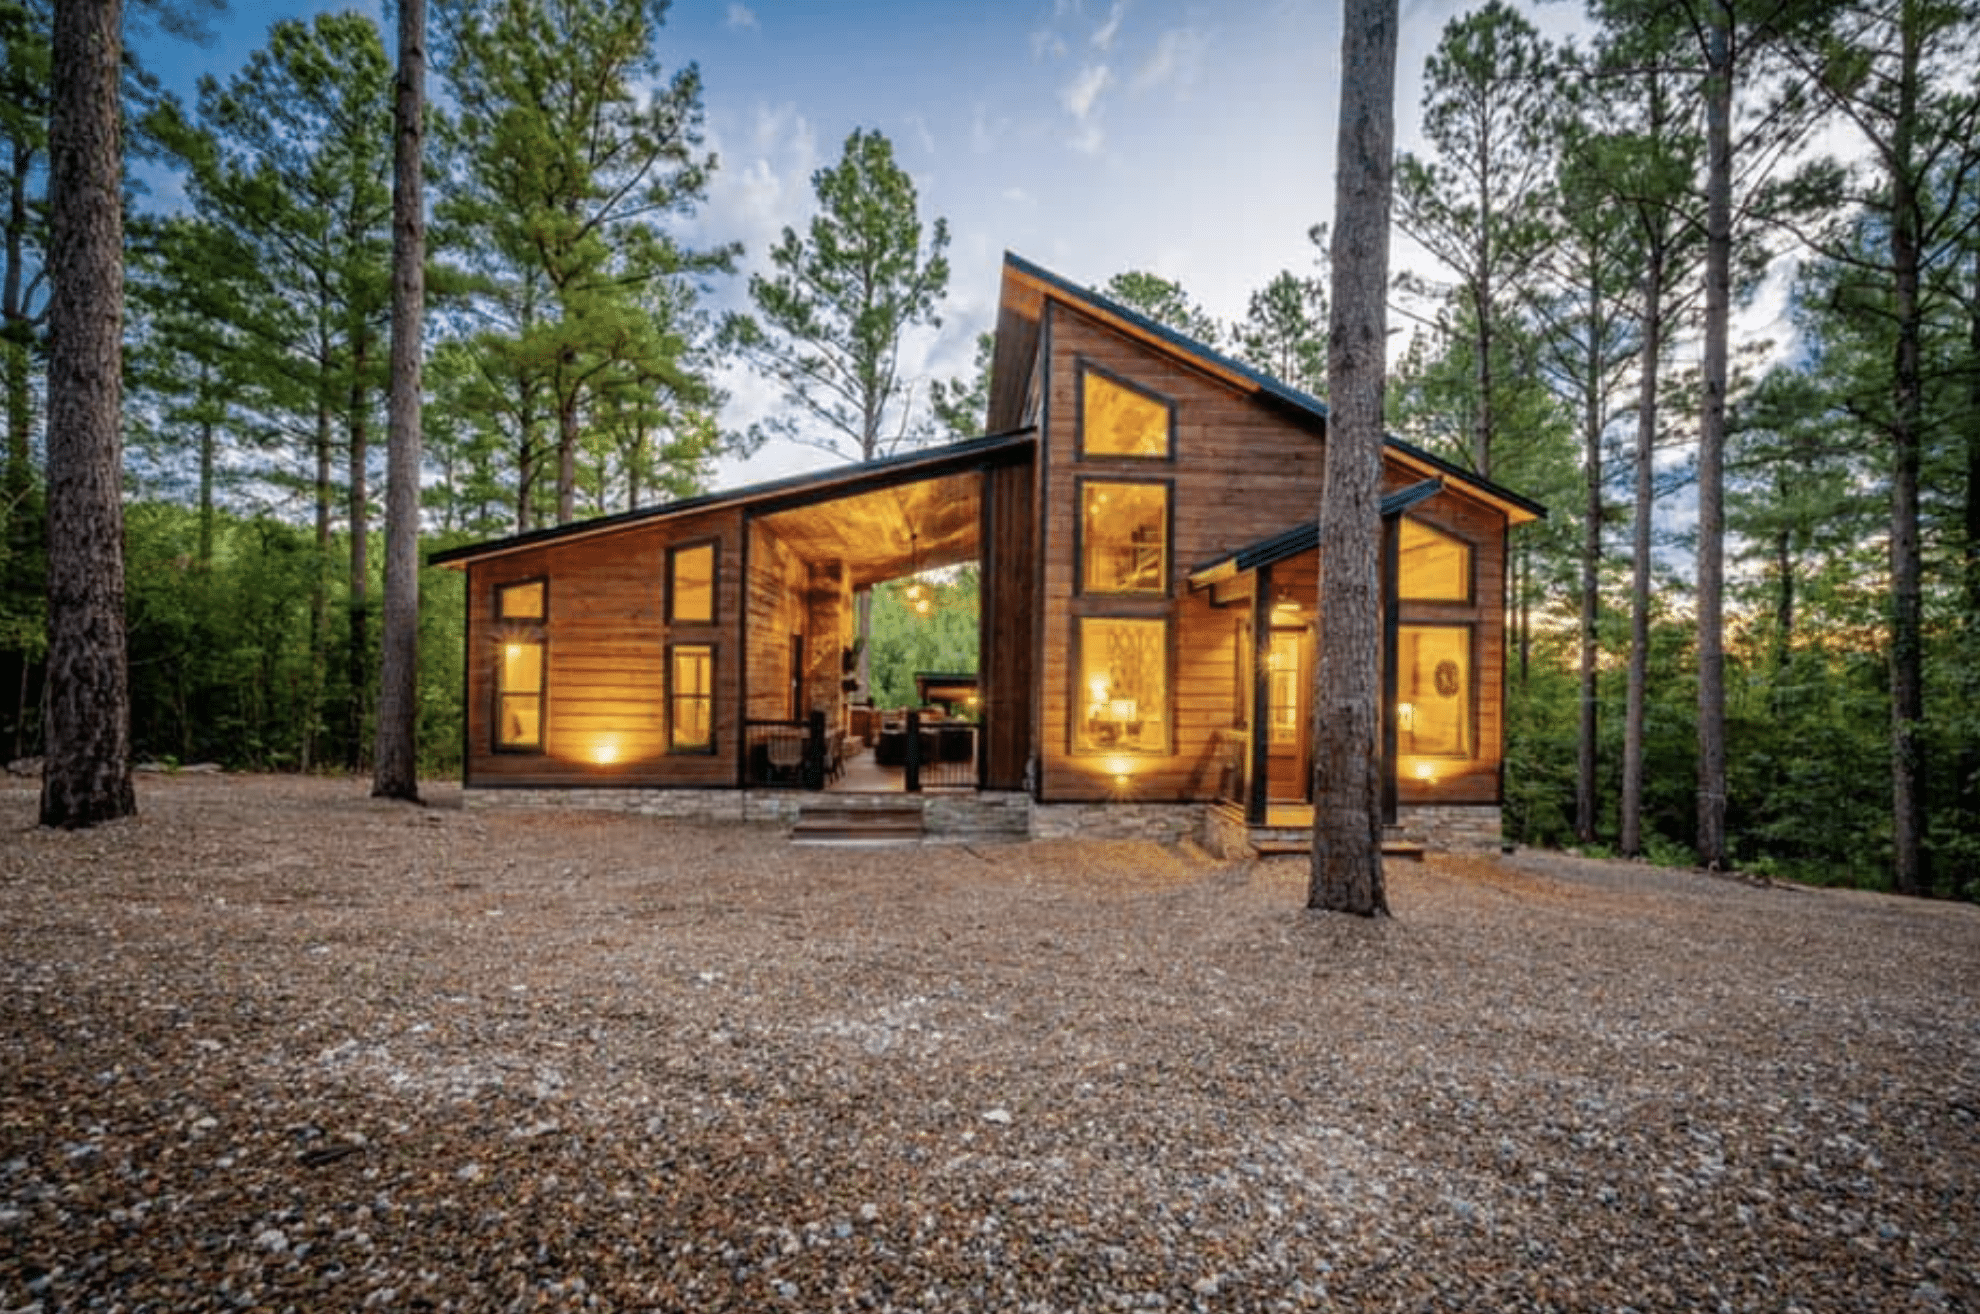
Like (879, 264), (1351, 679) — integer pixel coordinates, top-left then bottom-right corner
(792, 802), (925, 845)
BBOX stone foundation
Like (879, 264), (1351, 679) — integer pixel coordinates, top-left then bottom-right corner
(463, 787), (803, 824)
(1393, 803), (1503, 853)
(923, 791), (1032, 843)
(1198, 803), (1253, 860)
(1029, 801), (1204, 845)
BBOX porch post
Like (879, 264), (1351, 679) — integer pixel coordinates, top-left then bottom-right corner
(1381, 513), (1400, 825)
(1247, 566), (1271, 827)
(904, 708), (922, 793)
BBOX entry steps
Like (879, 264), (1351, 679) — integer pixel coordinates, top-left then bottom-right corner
(790, 798), (925, 845)
(1251, 824), (1426, 862)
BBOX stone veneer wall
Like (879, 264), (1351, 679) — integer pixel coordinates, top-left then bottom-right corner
(1393, 803), (1503, 852)
(1198, 804), (1252, 860)
(923, 792), (1032, 842)
(463, 787), (805, 824)
(1029, 802), (1204, 845)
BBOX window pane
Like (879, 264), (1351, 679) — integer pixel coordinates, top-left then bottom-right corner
(1077, 617), (1167, 753)
(1398, 519), (1470, 601)
(498, 695), (541, 748)
(672, 543), (715, 622)
(672, 645), (713, 751)
(498, 580), (545, 620)
(1082, 482), (1168, 593)
(1398, 626), (1469, 757)
(1267, 630), (1302, 746)
(501, 640), (542, 690)
(1083, 371), (1170, 457)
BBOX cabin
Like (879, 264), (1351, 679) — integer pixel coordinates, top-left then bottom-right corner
(430, 255), (1544, 853)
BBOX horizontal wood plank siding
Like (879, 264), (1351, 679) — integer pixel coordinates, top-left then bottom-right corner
(464, 507), (743, 789)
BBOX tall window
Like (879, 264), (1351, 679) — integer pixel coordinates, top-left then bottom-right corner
(1397, 625), (1470, 757)
(1079, 479), (1169, 594)
(1266, 629), (1304, 746)
(1398, 519), (1471, 602)
(670, 644), (714, 753)
(495, 579), (546, 751)
(1079, 367), (1174, 459)
(1075, 617), (1168, 754)
(669, 541), (717, 624)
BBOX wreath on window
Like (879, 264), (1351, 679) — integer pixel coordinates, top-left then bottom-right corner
(1434, 660), (1461, 698)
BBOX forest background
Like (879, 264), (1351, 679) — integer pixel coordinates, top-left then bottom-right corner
(2, 0), (1976, 896)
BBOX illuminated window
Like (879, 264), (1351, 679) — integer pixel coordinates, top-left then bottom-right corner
(1266, 630), (1303, 746)
(670, 644), (714, 753)
(494, 579), (546, 751)
(1397, 625), (1470, 758)
(1080, 480), (1169, 594)
(669, 541), (717, 624)
(1075, 617), (1168, 754)
(1080, 367), (1174, 459)
(1398, 519), (1471, 602)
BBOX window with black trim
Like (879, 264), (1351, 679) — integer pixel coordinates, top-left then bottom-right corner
(1079, 365), (1175, 460)
(494, 579), (547, 752)
(1079, 478), (1169, 595)
(670, 643), (715, 753)
(669, 541), (717, 624)
(1398, 518), (1472, 602)
(1074, 616), (1169, 754)
(1397, 624), (1471, 758)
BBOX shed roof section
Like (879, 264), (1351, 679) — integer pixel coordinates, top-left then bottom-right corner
(429, 428), (1035, 569)
(988, 253), (1544, 527)
(1187, 479), (1449, 590)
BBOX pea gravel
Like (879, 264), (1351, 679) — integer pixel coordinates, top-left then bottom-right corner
(2, 773), (1975, 1313)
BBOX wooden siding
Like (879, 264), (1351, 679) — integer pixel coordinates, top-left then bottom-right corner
(1035, 301), (1512, 807)
(979, 456), (1036, 788)
(746, 520), (810, 724)
(465, 507), (744, 788)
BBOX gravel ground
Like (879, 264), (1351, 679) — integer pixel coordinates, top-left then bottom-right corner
(1, 773), (1976, 1313)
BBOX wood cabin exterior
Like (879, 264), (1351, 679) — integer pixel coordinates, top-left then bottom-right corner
(432, 254), (1544, 851)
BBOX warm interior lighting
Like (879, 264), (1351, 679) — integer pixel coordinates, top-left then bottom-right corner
(1107, 698), (1138, 723)
(592, 740), (619, 766)
(1397, 702), (1416, 733)
(1414, 762), (1436, 781)
(505, 643), (522, 661)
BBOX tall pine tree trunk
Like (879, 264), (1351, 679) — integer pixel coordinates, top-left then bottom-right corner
(40, 0), (133, 827)
(1621, 243), (1665, 860)
(4, 138), (35, 497)
(1576, 329), (1603, 845)
(347, 333), (371, 771)
(1694, 9), (1733, 872)
(305, 384), (332, 773)
(372, 0), (424, 803)
(1960, 243), (1980, 888)
(1885, 10), (1926, 896)
(1308, 0), (1397, 917)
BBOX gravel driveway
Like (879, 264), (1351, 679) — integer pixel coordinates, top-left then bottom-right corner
(2, 773), (1975, 1312)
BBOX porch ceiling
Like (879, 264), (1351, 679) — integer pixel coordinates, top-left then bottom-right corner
(756, 470), (981, 589)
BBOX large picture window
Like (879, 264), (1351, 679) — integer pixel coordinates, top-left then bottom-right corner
(670, 643), (715, 753)
(669, 541), (717, 624)
(1075, 617), (1168, 754)
(1079, 366), (1174, 460)
(1397, 625), (1471, 758)
(1079, 479), (1169, 595)
(1398, 519), (1471, 602)
(494, 579), (546, 751)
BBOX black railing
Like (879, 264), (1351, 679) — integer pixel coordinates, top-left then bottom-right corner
(749, 709), (978, 791)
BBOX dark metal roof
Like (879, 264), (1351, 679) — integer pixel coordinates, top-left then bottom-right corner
(1188, 479), (1446, 586)
(1000, 253), (1548, 523)
(429, 428), (1037, 568)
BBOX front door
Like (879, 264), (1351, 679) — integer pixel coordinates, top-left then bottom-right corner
(1265, 626), (1310, 801)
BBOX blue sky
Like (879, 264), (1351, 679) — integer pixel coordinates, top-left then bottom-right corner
(134, 0), (1592, 488)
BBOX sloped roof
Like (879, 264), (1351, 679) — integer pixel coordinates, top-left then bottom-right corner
(429, 428), (1035, 569)
(1187, 479), (1446, 589)
(989, 253), (1545, 527)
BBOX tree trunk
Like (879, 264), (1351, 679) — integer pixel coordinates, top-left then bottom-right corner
(4, 137), (36, 498)
(347, 331), (371, 771)
(1959, 242), (1980, 889)
(1621, 241), (1664, 861)
(1576, 331), (1603, 845)
(196, 362), (215, 566)
(304, 375), (332, 773)
(372, 0), (424, 803)
(1308, 0), (1397, 917)
(1694, 9), (1732, 872)
(1886, 8), (1926, 896)
(40, 0), (134, 828)
(557, 383), (578, 525)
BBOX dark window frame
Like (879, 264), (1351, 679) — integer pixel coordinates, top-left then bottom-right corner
(1067, 613), (1176, 758)
(667, 538), (721, 626)
(492, 576), (548, 755)
(1397, 515), (1477, 606)
(1074, 358), (1178, 463)
(1395, 620), (1477, 761)
(667, 640), (718, 756)
(1074, 474), (1175, 598)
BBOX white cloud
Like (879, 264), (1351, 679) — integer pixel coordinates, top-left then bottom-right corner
(1030, 27), (1069, 61)
(1131, 28), (1203, 95)
(1092, 0), (1128, 52)
(970, 104), (1012, 155)
(725, 3), (757, 30)
(1061, 63), (1113, 154)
